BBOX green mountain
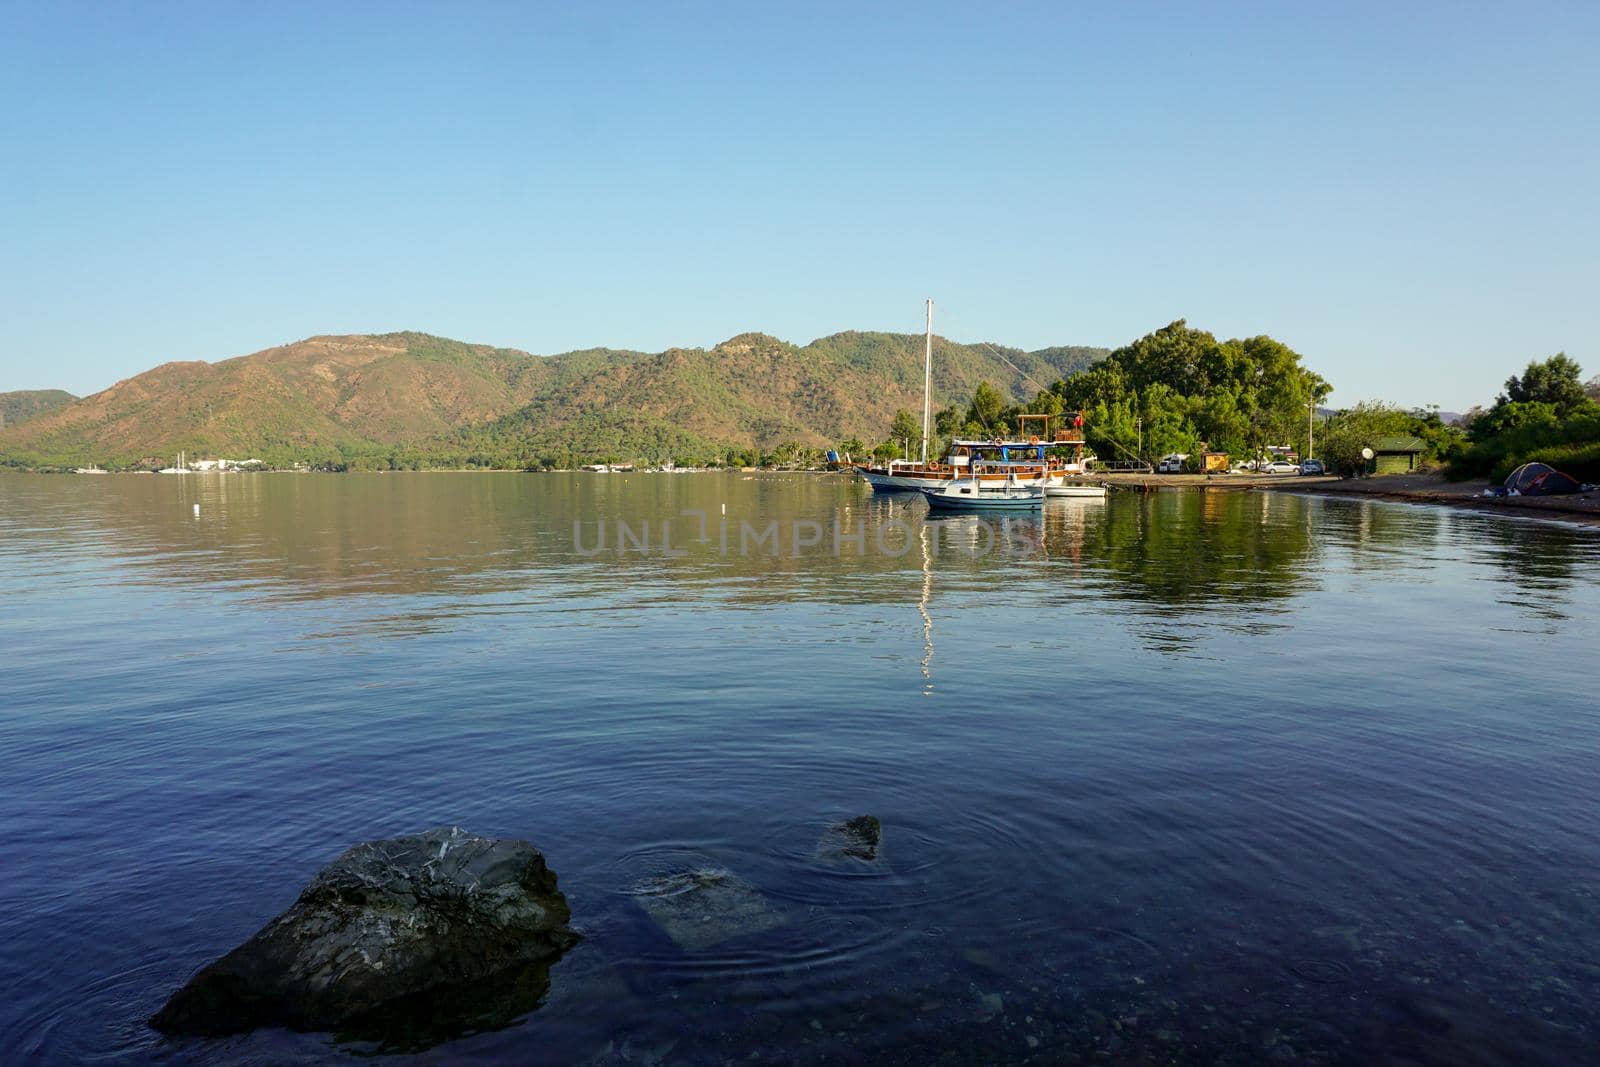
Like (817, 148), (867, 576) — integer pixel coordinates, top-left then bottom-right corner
(0, 331), (1104, 469)
(0, 389), (77, 431)
(464, 332), (1104, 466)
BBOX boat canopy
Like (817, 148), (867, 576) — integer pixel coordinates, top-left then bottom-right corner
(950, 439), (1058, 462)
(951, 438), (1060, 448)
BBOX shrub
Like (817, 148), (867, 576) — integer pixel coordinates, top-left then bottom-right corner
(1452, 405), (1600, 480)
(1489, 441), (1600, 484)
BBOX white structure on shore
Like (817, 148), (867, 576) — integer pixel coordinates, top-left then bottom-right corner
(160, 455), (266, 473)
(188, 457), (265, 471)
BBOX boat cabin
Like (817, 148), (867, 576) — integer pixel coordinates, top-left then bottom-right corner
(854, 410), (1090, 490)
(947, 412), (1087, 469)
(947, 439), (1058, 468)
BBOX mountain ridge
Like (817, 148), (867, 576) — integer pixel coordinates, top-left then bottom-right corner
(0, 330), (1105, 469)
(0, 389), (78, 431)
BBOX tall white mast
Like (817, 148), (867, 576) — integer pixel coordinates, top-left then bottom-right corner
(921, 298), (933, 465)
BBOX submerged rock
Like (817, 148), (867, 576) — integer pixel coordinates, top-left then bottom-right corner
(817, 815), (882, 861)
(631, 868), (785, 951)
(151, 826), (579, 1046)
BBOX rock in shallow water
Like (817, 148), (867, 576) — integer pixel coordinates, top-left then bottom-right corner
(816, 815), (883, 861)
(631, 868), (786, 951)
(151, 826), (579, 1045)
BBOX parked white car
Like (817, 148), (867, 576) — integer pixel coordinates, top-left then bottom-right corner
(1261, 460), (1299, 474)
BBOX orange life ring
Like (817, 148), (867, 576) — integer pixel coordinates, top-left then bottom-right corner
(1028, 435), (1040, 445)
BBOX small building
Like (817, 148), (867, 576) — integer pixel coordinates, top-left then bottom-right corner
(1201, 451), (1229, 473)
(1366, 436), (1426, 475)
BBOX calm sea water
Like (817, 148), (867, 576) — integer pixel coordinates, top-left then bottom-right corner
(3, 473), (1598, 1065)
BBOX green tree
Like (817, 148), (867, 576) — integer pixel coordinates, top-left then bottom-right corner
(1501, 353), (1588, 413)
(1046, 320), (1327, 468)
(933, 405), (963, 436)
(967, 381), (1005, 432)
(1056, 361), (1127, 413)
(888, 408), (923, 458)
(1451, 353), (1600, 480)
(1021, 389), (1064, 417)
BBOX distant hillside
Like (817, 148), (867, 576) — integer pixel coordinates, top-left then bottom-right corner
(0, 389), (76, 431)
(469, 332), (1102, 465)
(0, 331), (1104, 469)
(0, 333), (622, 468)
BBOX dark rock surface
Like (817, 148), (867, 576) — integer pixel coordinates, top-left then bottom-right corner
(631, 868), (786, 951)
(151, 826), (578, 1045)
(818, 815), (882, 860)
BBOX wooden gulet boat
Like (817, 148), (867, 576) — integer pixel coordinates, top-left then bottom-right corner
(851, 301), (1093, 492)
(861, 426), (1091, 492)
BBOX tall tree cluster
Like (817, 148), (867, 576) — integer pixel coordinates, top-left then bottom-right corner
(1048, 321), (1330, 462)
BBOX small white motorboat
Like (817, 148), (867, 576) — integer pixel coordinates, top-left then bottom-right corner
(920, 478), (1043, 511)
(1043, 480), (1108, 499)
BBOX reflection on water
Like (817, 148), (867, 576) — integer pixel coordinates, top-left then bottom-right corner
(1, 473), (1599, 1065)
(917, 525), (934, 693)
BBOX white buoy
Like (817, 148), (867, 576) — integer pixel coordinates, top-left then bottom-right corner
(720, 503), (726, 515)
(193, 504), (200, 517)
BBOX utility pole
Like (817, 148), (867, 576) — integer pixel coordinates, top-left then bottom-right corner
(921, 299), (933, 465)
(1136, 417), (1143, 464)
(1308, 400), (1314, 460)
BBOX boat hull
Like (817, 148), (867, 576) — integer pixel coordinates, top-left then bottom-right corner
(859, 469), (937, 493)
(856, 466), (1069, 492)
(920, 488), (1043, 511)
(1043, 482), (1108, 498)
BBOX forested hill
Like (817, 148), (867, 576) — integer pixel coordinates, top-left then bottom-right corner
(0, 389), (77, 431)
(0, 331), (1105, 469)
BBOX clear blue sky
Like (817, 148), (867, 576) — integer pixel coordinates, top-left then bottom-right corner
(3, 1), (1595, 410)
